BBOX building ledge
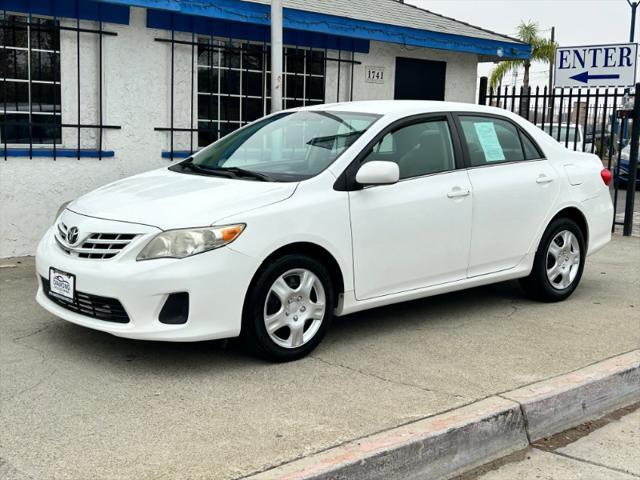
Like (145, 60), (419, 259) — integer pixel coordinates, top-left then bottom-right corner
(1, 148), (115, 159)
(161, 150), (193, 159)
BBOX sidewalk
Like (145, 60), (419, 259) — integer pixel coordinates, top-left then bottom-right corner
(1, 235), (639, 479)
(461, 405), (640, 480)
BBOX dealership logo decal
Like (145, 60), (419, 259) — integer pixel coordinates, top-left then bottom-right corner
(52, 275), (71, 294)
(67, 226), (79, 245)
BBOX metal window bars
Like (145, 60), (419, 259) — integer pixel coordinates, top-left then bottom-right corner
(0, 8), (121, 160)
(155, 31), (361, 160)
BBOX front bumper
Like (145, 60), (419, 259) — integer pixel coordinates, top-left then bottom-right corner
(35, 214), (258, 342)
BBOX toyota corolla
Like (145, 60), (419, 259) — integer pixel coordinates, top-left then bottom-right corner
(36, 101), (614, 361)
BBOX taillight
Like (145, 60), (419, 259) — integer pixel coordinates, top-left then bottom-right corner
(600, 168), (612, 186)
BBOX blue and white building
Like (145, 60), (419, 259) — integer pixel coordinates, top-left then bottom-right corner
(0, 0), (530, 256)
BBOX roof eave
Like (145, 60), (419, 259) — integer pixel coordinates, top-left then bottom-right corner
(100, 0), (531, 60)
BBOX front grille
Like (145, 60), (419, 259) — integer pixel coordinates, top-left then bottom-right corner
(56, 222), (138, 259)
(42, 277), (130, 323)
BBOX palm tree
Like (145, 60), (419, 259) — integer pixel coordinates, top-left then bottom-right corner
(489, 21), (557, 92)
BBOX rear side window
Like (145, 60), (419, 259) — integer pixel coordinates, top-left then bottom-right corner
(459, 116), (539, 166)
(521, 132), (543, 160)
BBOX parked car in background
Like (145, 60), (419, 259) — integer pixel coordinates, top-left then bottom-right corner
(616, 143), (640, 189)
(36, 101), (614, 361)
(541, 124), (596, 154)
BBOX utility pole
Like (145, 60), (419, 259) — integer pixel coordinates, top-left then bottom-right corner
(547, 26), (555, 124)
(628, 0), (638, 42)
(547, 26), (555, 92)
(270, 0), (283, 112)
(623, 2), (639, 236)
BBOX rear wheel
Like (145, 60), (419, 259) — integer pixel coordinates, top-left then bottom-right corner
(242, 254), (334, 362)
(520, 217), (586, 302)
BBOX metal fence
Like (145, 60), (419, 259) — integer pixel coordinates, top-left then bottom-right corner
(479, 77), (639, 236)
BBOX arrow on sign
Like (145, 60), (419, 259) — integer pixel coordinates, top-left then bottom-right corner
(570, 71), (621, 84)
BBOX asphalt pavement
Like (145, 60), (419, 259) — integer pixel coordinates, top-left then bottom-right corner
(1, 235), (639, 480)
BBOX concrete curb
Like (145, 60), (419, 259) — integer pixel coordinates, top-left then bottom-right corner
(247, 397), (528, 480)
(245, 350), (640, 480)
(502, 350), (640, 441)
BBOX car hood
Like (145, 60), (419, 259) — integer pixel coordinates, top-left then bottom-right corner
(68, 167), (298, 230)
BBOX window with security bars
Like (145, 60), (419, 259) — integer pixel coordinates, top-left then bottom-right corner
(0, 13), (61, 145)
(197, 40), (325, 147)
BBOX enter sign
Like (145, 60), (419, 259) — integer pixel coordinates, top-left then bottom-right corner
(554, 43), (638, 88)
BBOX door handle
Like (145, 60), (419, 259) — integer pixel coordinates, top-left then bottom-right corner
(447, 188), (471, 198)
(536, 174), (554, 184)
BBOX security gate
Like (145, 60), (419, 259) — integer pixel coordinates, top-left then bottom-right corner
(478, 77), (639, 236)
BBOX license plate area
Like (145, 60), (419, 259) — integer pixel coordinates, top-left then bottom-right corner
(48, 267), (76, 300)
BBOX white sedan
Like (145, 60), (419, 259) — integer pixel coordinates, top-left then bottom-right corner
(36, 101), (614, 361)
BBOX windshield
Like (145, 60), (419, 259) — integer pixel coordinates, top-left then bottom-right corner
(542, 125), (581, 143)
(182, 110), (380, 182)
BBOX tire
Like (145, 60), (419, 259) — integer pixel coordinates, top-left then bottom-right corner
(519, 217), (586, 302)
(241, 254), (334, 362)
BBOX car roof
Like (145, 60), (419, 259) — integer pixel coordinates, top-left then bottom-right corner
(300, 100), (518, 118)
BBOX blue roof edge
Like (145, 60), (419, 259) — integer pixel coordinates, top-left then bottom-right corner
(100, 0), (531, 60)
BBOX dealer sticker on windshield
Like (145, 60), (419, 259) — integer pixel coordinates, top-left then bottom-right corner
(49, 268), (75, 300)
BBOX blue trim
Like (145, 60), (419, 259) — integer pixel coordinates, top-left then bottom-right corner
(161, 150), (192, 159)
(0, 0), (129, 25)
(147, 9), (369, 52)
(102, 0), (530, 59)
(1, 148), (115, 158)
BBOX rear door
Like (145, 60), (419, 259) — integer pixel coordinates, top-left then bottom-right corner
(455, 114), (560, 277)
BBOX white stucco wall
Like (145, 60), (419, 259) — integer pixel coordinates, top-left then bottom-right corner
(0, 7), (193, 257)
(355, 41), (478, 103)
(0, 8), (478, 258)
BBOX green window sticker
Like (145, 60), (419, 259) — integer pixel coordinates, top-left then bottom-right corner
(474, 122), (505, 162)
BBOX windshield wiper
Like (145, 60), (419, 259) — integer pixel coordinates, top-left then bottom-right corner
(177, 160), (270, 181)
(215, 167), (270, 181)
(180, 161), (235, 178)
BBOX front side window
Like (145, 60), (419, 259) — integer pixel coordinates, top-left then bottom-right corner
(459, 116), (530, 166)
(0, 14), (61, 144)
(181, 110), (379, 181)
(363, 119), (455, 179)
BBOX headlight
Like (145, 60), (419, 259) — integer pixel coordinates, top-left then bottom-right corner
(54, 201), (71, 223)
(137, 224), (245, 261)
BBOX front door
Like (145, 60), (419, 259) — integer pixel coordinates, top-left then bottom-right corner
(348, 117), (472, 300)
(394, 57), (446, 101)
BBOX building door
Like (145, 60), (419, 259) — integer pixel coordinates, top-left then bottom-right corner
(394, 57), (446, 101)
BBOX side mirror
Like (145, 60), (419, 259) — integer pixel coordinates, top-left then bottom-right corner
(355, 161), (400, 186)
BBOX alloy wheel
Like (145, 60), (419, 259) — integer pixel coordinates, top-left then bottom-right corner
(546, 230), (581, 290)
(263, 269), (326, 349)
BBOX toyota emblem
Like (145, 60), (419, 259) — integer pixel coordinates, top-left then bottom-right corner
(67, 226), (80, 245)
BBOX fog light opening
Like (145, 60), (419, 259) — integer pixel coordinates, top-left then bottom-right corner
(159, 292), (189, 325)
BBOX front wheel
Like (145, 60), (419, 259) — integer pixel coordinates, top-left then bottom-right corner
(520, 217), (586, 302)
(242, 254), (334, 362)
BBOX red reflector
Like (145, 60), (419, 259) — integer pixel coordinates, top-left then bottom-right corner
(601, 168), (612, 186)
